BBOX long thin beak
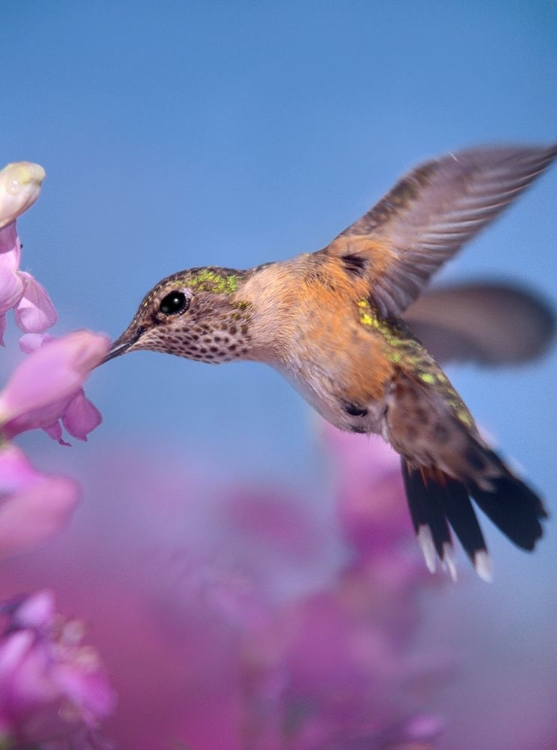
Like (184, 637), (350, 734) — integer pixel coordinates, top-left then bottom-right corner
(101, 326), (144, 364)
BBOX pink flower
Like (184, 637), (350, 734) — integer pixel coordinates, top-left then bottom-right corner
(0, 590), (116, 748)
(0, 227), (24, 314)
(0, 162), (57, 341)
(321, 424), (416, 556)
(0, 330), (108, 559)
(0, 331), (109, 443)
(0, 445), (80, 561)
(14, 272), (58, 333)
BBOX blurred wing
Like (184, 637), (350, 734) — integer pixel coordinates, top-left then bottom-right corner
(322, 144), (557, 317)
(403, 282), (556, 365)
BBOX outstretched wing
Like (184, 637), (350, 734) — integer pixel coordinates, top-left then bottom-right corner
(404, 281), (556, 366)
(321, 144), (557, 317)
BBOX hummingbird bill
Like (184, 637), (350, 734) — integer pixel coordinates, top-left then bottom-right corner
(106, 144), (557, 580)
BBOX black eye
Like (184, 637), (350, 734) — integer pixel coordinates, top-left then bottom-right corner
(159, 291), (189, 316)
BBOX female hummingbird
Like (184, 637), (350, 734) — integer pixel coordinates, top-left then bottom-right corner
(105, 144), (557, 580)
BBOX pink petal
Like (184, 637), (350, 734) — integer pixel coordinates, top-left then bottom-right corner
(14, 273), (58, 333)
(53, 664), (117, 724)
(0, 224), (25, 320)
(62, 390), (102, 441)
(0, 330), (110, 425)
(0, 221), (21, 265)
(14, 590), (56, 630)
(5, 394), (101, 443)
(18, 332), (52, 354)
(43, 420), (71, 446)
(0, 629), (34, 678)
(0, 314), (6, 346)
(3, 396), (72, 441)
(0, 473), (80, 560)
(0, 162), (45, 230)
(0, 265), (24, 315)
(0, 444), (41, 491)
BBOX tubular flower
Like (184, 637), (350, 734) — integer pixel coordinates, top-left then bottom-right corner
(0, 162), (57, 342)
(0, 331), (109, 445)
(0, 330), (109, 559)
(0, 331), (109, 444)
(0, 444), (80, 561)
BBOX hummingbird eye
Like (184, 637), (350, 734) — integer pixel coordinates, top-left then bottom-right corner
(159, 291), (189, 316)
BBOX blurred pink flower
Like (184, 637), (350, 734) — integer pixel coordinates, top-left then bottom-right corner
(1, 331), (108, 444)
(321, 423), (413, 556)
(0, 330), (108, 559)
(0, 590), (115, 749)
(0, 433), (446, 749)
(0, 162), (57, 342)
(0, 444), (80, 560)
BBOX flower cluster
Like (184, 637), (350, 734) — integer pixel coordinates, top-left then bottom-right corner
(0, 590), (116, 748)
(0, 160), (114, 746)
(0, 159), (110, 561)
(0, 162), (57, 342)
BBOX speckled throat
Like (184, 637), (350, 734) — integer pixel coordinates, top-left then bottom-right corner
(149, 302), (253, 363)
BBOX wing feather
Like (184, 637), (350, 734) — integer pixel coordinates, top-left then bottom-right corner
(404, 281), (556, 365)
(322, 144), (557, 317)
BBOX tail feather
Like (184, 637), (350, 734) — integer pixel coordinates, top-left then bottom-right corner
(440, 476), (489, 574)
(401, 451), (547, 580)
(402, 462), (457, 579)
(470, 474), (547, 551)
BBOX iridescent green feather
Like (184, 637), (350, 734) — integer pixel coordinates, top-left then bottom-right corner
(358, 299), (474, 427)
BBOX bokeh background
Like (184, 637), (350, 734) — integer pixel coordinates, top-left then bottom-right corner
(1, 2), (557, 748)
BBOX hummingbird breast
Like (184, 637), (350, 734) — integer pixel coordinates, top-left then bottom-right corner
(281, 318), (392, 433)
(242, 256), (394, 433)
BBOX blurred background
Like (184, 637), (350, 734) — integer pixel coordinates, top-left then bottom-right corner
(1, 1), (556, 748)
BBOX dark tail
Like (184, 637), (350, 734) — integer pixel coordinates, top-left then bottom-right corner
(401, 451), (548, 581)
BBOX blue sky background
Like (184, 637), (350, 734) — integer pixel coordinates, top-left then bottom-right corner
(2, 2), (557, 747)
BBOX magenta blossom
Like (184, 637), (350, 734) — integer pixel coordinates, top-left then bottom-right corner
(0, 444), (80, 561)
(321, 423), (412, 557)
(0, 590), (116, 748)
(4, 334), (105, 445)
(0, 331), (109, 444)
(0, 162), (57, 342)
(0, 330), (109, 560)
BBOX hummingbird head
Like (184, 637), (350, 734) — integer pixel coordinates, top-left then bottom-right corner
(104, 266), (255, 364)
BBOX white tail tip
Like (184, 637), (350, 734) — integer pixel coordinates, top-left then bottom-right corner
(474, 550), (493, 582)
(417, 525), (437, 574)
(442, 542), (458, 582)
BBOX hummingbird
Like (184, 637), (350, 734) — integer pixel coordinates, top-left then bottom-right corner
(105, 144), (557, 580)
